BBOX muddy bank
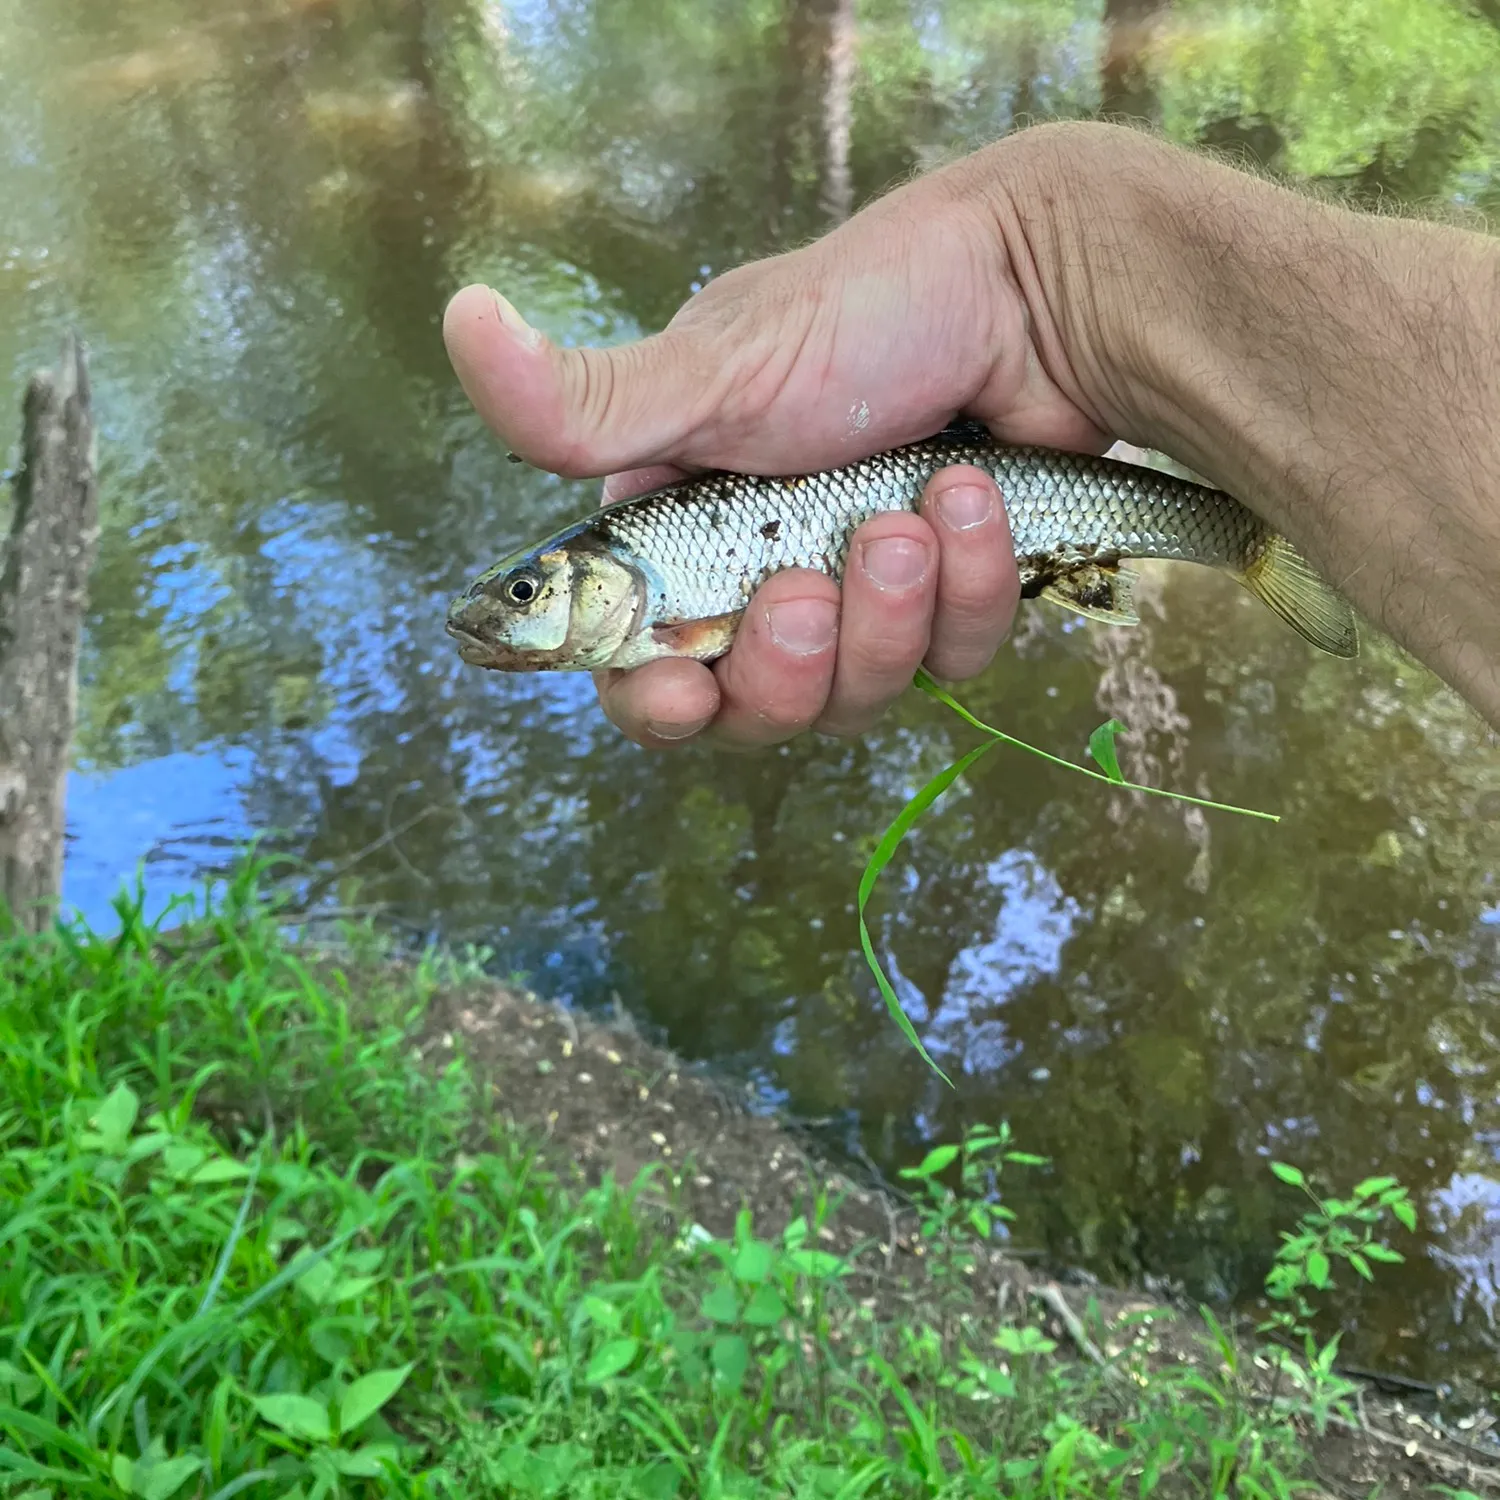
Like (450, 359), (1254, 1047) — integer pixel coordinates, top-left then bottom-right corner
(411, 972), (1500, 1498)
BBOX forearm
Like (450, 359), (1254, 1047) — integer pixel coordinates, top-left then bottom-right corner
(981, 123), (1500, 723)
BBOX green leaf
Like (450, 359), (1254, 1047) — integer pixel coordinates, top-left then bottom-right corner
(700, 1283), (740, 1324)
(0, 1451), (78, 1486)
(581, 1295), (622, 1331)
(1087, 719), (1127, 783)
(995, 1326), (1056, 1357)
(1363, 1243), (1404, 1264)
(585, 1339), (640, 1385)
(1349, 1252), (1373, 1281)
(189, 1158), (251, 1184)
(975, 1364), (1017, 1398)
(1, 1402), (110, 1469)
(1306, 1250), (1331, 1289)
(90, 1083), (140, 1152)
(327, 1275), (379, 1303)
(741, 1284), (787, 1327)
(711, 1335), (749, 1393)
(339, 1364), (412, 1433)
(137, 1454), (203, 1500)
(292, 1257), (336, 1304)
(0, 1361), (42, 1407)
(329, 1445), (397, 1479)
(903, 1144), (959, 1180)
(252, 1394), (332, 1444)
(731, 1239), (774, 1285)
(1391, 1199), (1418, 1232)
(629, 1462), (682, 1500)
(162, 1144), (208, 1178)
(1353, 1176), (1398, 1199)
(786, 1249), (845, 1279)
(1270, 1162), (1306, 1188)
(1004, 1151), (1049, 1167)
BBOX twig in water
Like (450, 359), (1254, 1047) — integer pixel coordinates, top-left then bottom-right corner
(384, 786), (435, 888)
(298, 804), (448, 910)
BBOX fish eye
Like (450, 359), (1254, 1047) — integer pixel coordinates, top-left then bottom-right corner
(503, 568), (541, 606)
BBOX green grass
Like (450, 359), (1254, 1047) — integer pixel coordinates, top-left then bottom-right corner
(0, 864), (1434, 1498)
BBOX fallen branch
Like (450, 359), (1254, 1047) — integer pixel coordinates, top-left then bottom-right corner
(1032, 1283), (1114, 1372)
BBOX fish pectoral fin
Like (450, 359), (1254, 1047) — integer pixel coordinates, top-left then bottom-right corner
(1041, 564), (1140, 627)
(650, 610), (745, 662)
(1237, 535), (1359, 658)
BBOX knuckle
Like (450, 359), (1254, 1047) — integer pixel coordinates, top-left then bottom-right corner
(925, 636), (1000, 681)
(845, 633), (926, 682)
(937, 547), (1015, 616)
(752, 698), (819, 738)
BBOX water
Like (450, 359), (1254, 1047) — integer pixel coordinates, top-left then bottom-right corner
(4, 0), (1500, 1384)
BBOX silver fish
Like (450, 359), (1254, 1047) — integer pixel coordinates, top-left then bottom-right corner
(446, 425), (1358, 672)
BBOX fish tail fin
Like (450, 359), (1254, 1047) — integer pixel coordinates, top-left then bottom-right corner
(1237, 534), (1359, 658)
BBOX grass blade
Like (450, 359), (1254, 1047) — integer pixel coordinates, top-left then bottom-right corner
(857, 672), (1282, 1085)
(858, 740), (998, 1088)
(914, 670), (1279, 822)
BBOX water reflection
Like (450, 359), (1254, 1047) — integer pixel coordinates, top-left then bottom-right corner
(3, 0), (1499, 1382)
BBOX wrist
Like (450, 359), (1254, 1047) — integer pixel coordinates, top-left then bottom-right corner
(969, 123), (1205, 454)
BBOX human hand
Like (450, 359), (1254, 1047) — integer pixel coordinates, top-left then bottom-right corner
(444, 134), (1112, 747)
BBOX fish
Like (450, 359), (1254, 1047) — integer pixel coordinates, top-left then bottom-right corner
(446, 424), (1358, 672)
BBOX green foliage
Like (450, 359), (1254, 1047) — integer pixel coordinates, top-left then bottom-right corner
(898, 1123), (1048, 1285)
(1162, 0), (1500, 181)
(0, 865), (1428, 1497)
(1261, 1161), (1414, 1336)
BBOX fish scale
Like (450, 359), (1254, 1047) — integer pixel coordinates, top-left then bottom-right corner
(597, 431), (1263, 622)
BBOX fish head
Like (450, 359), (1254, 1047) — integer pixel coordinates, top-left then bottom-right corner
(446, 530), (646, 671)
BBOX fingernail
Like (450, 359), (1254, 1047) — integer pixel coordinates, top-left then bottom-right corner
(860, 536), (929, 590)
(766, 598), (839, 654)
(646, 716), (709, 742)
(935, 484), (995, 531)
(489, 288), (543, 351)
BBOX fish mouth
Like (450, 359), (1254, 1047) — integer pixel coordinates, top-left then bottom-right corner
(445, 618), (512, 669)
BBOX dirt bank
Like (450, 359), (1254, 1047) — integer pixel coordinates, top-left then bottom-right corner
(414, 973), (1500, 1498)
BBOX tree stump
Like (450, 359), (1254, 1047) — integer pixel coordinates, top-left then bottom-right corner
(0, 336), (99, 932)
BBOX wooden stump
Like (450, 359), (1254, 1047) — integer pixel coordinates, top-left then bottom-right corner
(0, 336), (99, 932)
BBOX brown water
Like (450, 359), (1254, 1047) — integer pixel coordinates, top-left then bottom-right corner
(5, 0), (1500, 1387)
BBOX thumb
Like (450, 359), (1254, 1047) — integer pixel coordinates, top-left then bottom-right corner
(442, 283), (721, 479)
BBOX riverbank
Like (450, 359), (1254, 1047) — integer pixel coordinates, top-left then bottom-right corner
(1, 872), (1491, 1498)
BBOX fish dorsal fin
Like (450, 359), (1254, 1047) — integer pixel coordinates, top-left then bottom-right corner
(1041, 563), (1140, 626)
(1237, 535), (1359, 658)
(940, 416), (993, 441)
